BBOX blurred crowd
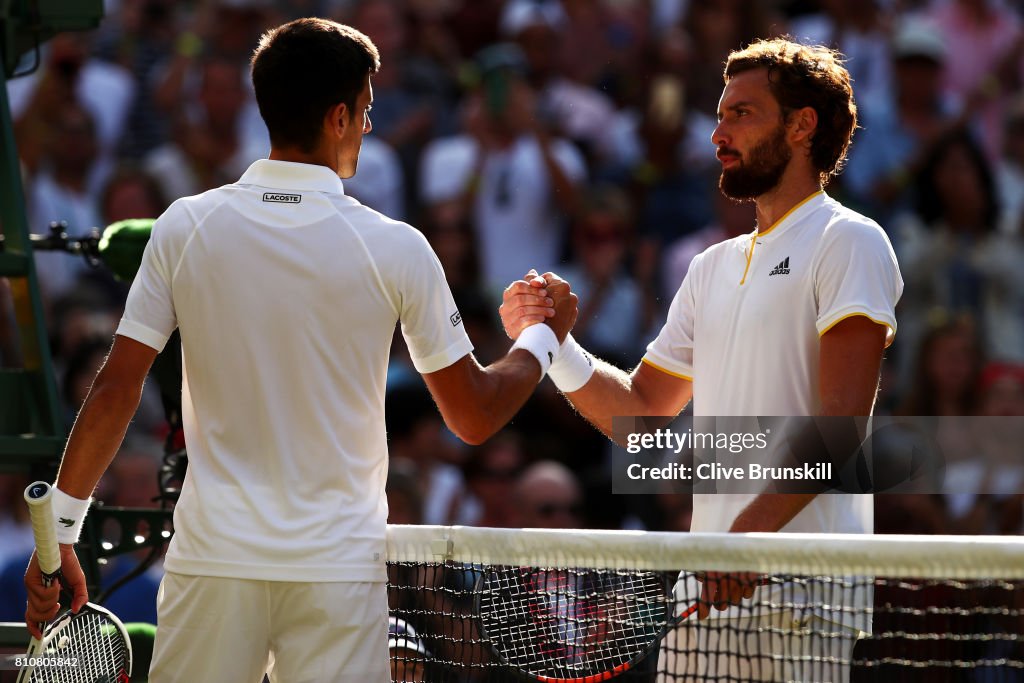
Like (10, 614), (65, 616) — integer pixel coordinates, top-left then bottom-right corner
(3, 0), (1024, 618)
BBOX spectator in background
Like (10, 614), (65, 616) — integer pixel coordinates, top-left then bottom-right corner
(514, 460), (584, 529)
(604, 24), (718, 179)
(152, 0), (275, 158)
(893, 130), (1024, 378)
(92, 0), (176, 159)
(344, 134), (406, 219)
(386, 459), (424, 526)
(500, 0), (616, 163)
(560, 186), (649, 366)
(100, 166), (168, 224)
(27, 103), (104, 304)
(600, 27), (720, 301)
(681, 0), (778, 118)
(842, 18), (964, 224)
(9, 31), (134, 184)
(924, 0), (1024, 160)
(896, 316), (983, 418)
(457, 431), (526, 527)
(995, 95), (1024, 236)
(422, 209), (480, 299)
(419, 44), (585, 297)
(146, 56), (268, 201)
(943, 362), (1024, 535)
(347, 0), (456, 178)
(385, 384), (467, 526)
(786, 0), (894, 112)
(557, 0), (647, 100)
(974, 363), (1024, 535)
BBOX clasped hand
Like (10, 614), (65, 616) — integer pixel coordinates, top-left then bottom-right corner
(498, 269), (577, 343)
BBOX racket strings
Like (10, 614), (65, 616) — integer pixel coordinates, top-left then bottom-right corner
(30, 610), (129, 683)
(480, 567), (673, 677)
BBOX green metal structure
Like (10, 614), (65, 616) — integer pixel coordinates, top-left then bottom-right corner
(0, 0), (104, 474)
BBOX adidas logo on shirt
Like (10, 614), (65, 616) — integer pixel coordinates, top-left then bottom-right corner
(769, 257), (790, 276)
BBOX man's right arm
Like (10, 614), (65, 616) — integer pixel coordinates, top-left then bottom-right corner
(499, 277), (693, 443)
(421, 278), (577, 445)
(560, 358), (692, 442)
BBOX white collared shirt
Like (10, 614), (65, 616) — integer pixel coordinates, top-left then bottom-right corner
(645, 191), (902, 633)
(644, 192), (903, 532)
(117, 159), (472, 582)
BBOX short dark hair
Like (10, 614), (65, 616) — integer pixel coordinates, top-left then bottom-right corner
(725, 38), (857, 185)
(251, 18), (380, 153)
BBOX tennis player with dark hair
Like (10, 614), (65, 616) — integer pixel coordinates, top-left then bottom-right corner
(24, 18), (573, 682)
(502, 38), (903, 681)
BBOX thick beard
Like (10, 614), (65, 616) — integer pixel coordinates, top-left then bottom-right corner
(719, 124), (792, 201)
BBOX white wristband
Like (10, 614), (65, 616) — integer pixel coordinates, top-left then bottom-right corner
(511, 324), (560, 379)
(548, 334), (596, 393)
(52, 487), (92, 545)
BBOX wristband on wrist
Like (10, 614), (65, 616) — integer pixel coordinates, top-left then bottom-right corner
(511, 324), (560, 379)
(548, 334), (596, 393)
(51, 487), (92, 545)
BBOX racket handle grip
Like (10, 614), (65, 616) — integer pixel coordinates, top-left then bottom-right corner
(24, 482), (61, 578)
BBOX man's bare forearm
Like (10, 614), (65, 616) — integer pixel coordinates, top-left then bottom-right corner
(562, 360), (636, 440)
(463, 350), (549, 445)
(56, 371), (146, 499)
(728, 493), (818, 533)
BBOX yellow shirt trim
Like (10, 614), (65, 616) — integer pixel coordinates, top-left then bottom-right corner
(641, 358), (694, 381)
(758, 190), (823, 236)
(739, 191), (822, 285)
(819, 312), (896, 348)
(739, 232), (757, 285)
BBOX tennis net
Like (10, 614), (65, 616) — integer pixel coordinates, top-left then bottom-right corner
(385, 524), (1024, 682)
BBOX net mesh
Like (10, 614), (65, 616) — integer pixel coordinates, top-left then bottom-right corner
(385, 525), (1024, 682)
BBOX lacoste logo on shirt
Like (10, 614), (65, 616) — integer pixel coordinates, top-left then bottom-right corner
(262, 192), (302, 203)
(58, 517), (75, 527)
(769, 257), (791, 276)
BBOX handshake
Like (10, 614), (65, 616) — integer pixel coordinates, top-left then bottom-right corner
(498, 269), (594, 393)
(499, 269), (578, 343)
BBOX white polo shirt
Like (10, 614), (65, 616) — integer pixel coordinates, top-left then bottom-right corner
(117, 159), (473, 582)
(644, 191), (903, 630)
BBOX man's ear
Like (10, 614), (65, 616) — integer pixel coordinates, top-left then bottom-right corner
(788, 106), (818, 151)
(324, 101), (350, 141)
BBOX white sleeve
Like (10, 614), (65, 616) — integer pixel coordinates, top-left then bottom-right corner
(115, 204), (185, 351)
(398, 231), (474, 374)
(642, 253), (700, 380)
(814, 219), (904, 346)
(550, 139), (587, 184)
(419, 137), (477, 204)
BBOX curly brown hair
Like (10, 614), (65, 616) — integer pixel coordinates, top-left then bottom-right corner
(724, 38), (857, 185)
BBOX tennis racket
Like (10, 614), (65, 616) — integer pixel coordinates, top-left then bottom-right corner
(475, 565), (772, 682)
(13, 482), (132, 683)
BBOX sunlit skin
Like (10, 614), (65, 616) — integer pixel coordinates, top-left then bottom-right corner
(711, 68), (821, 231)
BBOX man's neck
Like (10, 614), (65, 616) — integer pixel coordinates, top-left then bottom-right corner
(269, 146), (338, 174)
(754, 173), (822, 232)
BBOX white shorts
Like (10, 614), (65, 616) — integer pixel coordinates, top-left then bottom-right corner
(149, 572), (389, 683)
(656, 611), (861, 683)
